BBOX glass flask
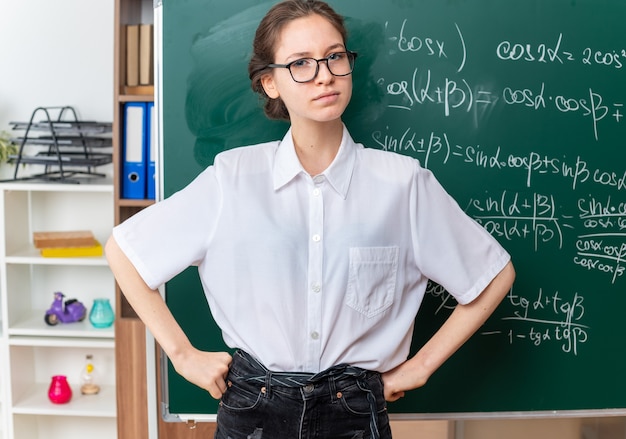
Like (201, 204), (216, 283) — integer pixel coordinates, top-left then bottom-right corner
(80, 354), (101, 395)
(48, 375), (72, 404)
(89, 298), (115, 328)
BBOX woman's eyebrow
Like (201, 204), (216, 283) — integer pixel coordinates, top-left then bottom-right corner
(284, 43), (346, 61)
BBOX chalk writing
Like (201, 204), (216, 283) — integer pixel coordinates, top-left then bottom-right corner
(482, 288), (589, 355)
(377, 68), (622, 140)
(427, 284), (591, 355)
(381, 22), (625, 140)
(386, 19), (467, 72)
(370, 128), (626, 192)
(496, 33), (574, 64)
(425, 281), (457, 314)
(582, 47), (626, 69)
(496, 32), (626, 70)
(467, 191), (570, 251)
(574, 195), (626, 283)
(378, 14), (622, 352)
(377, 68), (502, 120)
(502, 84), (620, 141)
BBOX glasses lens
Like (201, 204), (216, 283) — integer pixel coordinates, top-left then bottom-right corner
(327, 52), (354, 76)
(290, 58), (318, 82)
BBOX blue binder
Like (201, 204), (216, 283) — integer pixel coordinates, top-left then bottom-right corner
(122, 102), (147, 199)
(146, 102), (156, 199)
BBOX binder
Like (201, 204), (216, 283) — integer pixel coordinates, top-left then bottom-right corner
(146, 102), (156, 199)
(122, 102), (147, 199)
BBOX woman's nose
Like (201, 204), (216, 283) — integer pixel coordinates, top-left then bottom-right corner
(315, 60), (334, 83)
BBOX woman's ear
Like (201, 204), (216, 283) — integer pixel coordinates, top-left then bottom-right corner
(261, 73), (280, 99)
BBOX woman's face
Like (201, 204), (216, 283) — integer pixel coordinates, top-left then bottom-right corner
(261, 14), (353, 126)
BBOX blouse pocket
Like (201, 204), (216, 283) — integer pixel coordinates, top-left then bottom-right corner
(346, 246), (398, 318)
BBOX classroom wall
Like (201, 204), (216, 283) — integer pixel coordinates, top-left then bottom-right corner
(0, 0), (114, 131)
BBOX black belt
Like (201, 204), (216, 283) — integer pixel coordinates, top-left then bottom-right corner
(235, 350), (381, 439)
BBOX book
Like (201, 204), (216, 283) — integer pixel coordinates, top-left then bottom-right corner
(40, 241), (103, 258)
(126, 24), (139, 87)
(33, 230), (97, 249)
(139, 24), (153, 85)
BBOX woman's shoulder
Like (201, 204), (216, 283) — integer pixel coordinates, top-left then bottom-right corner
(356, 143), (422, 175)
(214, 141), (279, 167)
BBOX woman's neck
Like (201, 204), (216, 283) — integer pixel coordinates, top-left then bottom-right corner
(291, 120), (344, 176)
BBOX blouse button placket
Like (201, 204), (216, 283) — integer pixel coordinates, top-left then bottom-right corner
(305, 176), (325, 371)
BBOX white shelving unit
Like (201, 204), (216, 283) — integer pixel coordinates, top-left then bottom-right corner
(0, 180), (116, 439)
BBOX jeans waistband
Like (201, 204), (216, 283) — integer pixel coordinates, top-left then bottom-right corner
(231, 350), (381, 439)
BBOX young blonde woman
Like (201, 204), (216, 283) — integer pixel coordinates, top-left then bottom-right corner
(106, 1), (515, 438)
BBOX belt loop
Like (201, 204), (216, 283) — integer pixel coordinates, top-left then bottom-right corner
(264, 371), (273, 398)
(328, 374), (338, 403)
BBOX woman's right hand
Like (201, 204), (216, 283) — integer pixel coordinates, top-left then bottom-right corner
(105, 237), (234, 399)
(171, 349), (233, 399)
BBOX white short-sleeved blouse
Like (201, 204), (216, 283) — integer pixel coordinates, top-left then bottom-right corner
(113, 125), (510, 373)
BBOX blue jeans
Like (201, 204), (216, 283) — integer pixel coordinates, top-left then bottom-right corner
(215, 350), (392, 439)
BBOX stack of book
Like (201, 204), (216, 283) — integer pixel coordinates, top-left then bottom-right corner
(125, 23), (154, 95)
(33, 230), (103, 258)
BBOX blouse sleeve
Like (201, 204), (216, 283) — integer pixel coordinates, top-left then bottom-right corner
(111, 166), (222, 290)
(409, 162), (511, 305)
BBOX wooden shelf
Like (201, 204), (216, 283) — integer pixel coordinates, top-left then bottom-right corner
(7, 313), (114, 341)
(116, 198), (154, 208)
(113, 0), (155, 437)
(5, 248), (109, 266)
(12, 384), (116, 417)
(123, 85), (154, 96)
(0, 180), (113, 193)
(119, 94), (155, 103)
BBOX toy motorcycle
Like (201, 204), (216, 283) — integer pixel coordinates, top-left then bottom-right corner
(44, 291), (87, 326)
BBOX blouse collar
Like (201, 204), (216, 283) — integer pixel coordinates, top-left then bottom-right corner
(273, 124), (357, 199)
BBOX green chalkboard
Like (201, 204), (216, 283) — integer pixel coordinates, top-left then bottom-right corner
(159, 0), (626, 420)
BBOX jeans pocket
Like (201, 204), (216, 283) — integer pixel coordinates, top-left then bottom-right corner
(216, 382), (267, 439)
(219, 380), (264, 413)
(337, 377), (388, 417)
(346, 246), (398, 318)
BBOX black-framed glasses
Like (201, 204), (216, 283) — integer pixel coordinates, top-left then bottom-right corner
(266, 51), (357, 83)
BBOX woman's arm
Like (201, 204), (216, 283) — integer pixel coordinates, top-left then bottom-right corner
(381, 260), (515, 401)
(105, 235), (232, 399)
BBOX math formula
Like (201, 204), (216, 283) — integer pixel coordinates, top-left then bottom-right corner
(378, 21), (624, 141)
(367, 18), (626, 295)
(376, 11), (625, 360)
(425, 283), (590, 355)
(575, 196), (626, 283)
(482, 288), (589, 356)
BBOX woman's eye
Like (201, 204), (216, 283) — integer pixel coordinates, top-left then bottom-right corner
(292, 58), (314, 68)
(328, 52), (345, 61)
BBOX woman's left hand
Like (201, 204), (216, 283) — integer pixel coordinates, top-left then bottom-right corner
(381, 261), (515, 403)
(381, 361), (428, 402)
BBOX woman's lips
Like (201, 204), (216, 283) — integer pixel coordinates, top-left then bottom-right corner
(314, 91), (339, 102)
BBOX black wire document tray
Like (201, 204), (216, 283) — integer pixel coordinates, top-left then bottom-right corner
(10, 135), (112, 148)
(10, 151), (112, 167)
(5, 106), (113, 183)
